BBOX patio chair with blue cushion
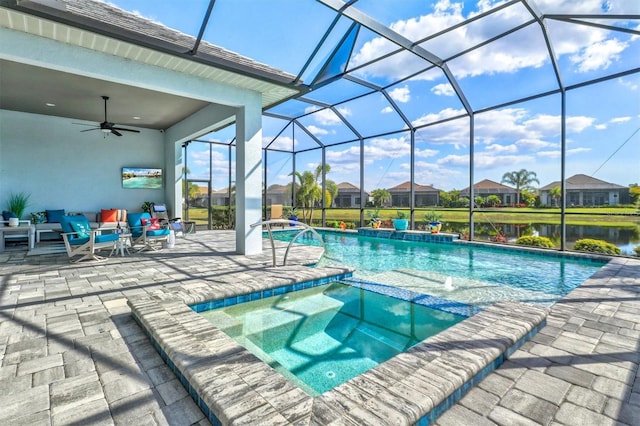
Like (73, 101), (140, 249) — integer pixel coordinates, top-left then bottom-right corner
(150, 203), (185, 237)
(127, 211), (170, 251)
(60, 215), (119, 262)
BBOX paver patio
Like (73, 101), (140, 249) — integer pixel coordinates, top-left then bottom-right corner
(0, 231), (638, 425)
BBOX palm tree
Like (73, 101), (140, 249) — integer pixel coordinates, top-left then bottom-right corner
(549, 185), (562, 207)
(371, 188), (391, 207)
(292, 164), (333, 222)
(501, 169), (540, 205)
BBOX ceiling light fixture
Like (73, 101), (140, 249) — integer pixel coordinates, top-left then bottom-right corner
(45, 102), (56, 107)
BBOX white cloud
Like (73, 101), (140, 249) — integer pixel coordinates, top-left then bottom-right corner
(437, 152), (534, 169)
(610, 116), (631, 124)
(307, 125), (328, 135)
(595, 124), (608, 130)
(413, 107), (595, 154)
(516, 139), (557, 150)
(431, 83), (455, 96)
(381, 106), (394, 114)
(388, 85), (411, 103)
(570, 38), (628, 72)
(349, 0), (633, 82)
(484, 143), (517, 153)
(266, 136), (295, 151)
(537, 147), (592, 158)
(303, 106), (352, 126)
(618, 77), (639, 91)
(415, 148), (439, 158)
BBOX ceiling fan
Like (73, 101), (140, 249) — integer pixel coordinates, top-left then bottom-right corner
(76, 96), (140, 137)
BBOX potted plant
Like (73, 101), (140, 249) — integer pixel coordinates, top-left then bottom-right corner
(368, 209), (381, 229)
(285, 207), (298, 226)
(5, 192), (30, 226)
(392, 210), (409, 231)
(425, 210), (443, 233)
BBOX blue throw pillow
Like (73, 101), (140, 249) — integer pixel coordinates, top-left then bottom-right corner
(46, 209), (66, 223)
(71, 220), (91, 239)
(2, 210), (17, 221)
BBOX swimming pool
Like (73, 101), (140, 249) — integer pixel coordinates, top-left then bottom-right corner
(269, 229), (608, 308)
(200, 281), (467, 396)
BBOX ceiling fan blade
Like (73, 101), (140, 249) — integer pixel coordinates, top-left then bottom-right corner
(73, 122), (97, 127)
(111, 129), (123, 137)
(80, 128), (100, 132)
(112, 127), (140, 133)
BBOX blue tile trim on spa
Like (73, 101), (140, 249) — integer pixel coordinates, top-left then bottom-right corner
(416, 318), (547, 425)
(357, 228), (456, 243)
(188, 272), (353, 313)
(344, 277), (481, 317)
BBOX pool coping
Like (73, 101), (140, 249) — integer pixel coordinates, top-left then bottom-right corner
(128, 271), (549, 425)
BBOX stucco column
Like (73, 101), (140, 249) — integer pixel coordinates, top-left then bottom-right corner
(235, 100), (263, 255)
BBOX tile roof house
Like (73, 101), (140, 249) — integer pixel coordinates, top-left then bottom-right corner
(388, 181), (440, 207)
(539, 174), (629, 206)
(265, 184), (289, 206)
(460, 179), (518, 206)
(334, 182), (367, 208)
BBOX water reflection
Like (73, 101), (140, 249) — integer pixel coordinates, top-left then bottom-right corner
(445, 222), (640, 255)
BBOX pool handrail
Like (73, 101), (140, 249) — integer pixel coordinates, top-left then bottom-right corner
(251, 219), (326, 266)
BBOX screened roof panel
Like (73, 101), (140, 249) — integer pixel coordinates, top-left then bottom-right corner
(417, 2), (534, 60)
(265, 99), (318, 120)
(337, 91), (409, 138)
(351, 0), (432, 27)
(347, 25), (401, 71)
(301, 78), (375, 105)
(546, 19), (640, 87)
(292, 122), (325, 151)
(262, 117), (293, 150)
(203, 0), (336, 76)
(537, 1), (640, 14)
(347, 49), (435, 86)
(295, 106), (358, 145)
(448, 25), (561, 110)
(386, 68), (466, 126)
(298, 16), (356, 84)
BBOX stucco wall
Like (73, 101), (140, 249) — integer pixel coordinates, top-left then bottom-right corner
(0, 109), (166, 218)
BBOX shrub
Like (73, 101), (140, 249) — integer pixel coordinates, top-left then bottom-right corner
(515, 236), (555, 248)
(573, 239), (621, 255)
(634, 245), (640, 257)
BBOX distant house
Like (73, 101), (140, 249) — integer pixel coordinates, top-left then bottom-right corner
(265, 184), (288, 206)
(539, 174), (629, 206)
(388, 181), (440, 207)
(334, 182), (367, 208)
(211, 187), (232, 206)
(460, 179), (518, 205)
(190, 186), (210, 207)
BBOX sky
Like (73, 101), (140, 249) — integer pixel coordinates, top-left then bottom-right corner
(106, 0), (640, 193)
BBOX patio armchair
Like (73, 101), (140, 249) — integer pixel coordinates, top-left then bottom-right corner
(60, 215), (119, 262)
(127, 212), (170, 251)
(150, 203), (185, 237)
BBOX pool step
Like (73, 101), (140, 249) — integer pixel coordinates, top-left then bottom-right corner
(240, 294), (343, 352)
(325, 314), (413, 363)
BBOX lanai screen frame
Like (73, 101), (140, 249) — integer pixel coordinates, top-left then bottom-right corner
(259, 1), (640, 252)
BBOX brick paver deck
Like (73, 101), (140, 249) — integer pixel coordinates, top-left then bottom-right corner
(0, 231), (638, 425)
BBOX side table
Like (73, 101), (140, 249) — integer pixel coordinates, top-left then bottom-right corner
(112, 233), (132, 257)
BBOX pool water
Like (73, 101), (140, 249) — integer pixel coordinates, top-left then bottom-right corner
(270, 230), (607, 308)
(200, 282), (466, 396)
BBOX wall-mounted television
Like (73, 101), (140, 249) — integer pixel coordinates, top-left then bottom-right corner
(122, 167), (163, 189)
